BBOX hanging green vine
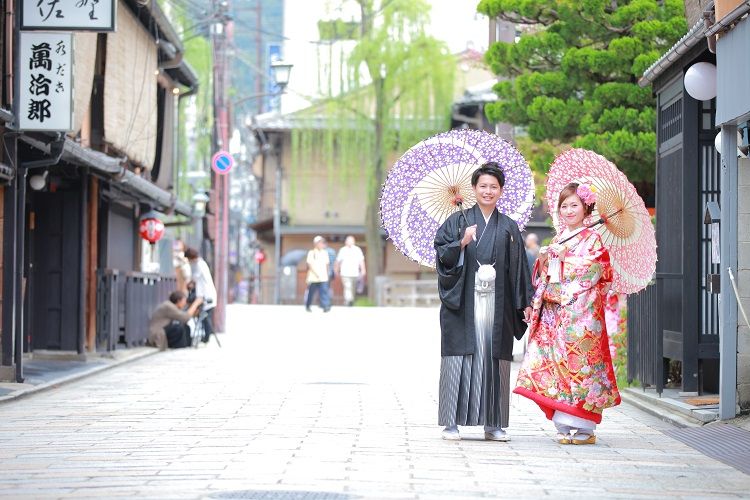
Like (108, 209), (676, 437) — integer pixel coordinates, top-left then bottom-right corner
(290, 1), (454, 288)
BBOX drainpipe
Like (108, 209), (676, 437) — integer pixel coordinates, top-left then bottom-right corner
(704, 4), (717, 54)
(4, 0), (14, 104)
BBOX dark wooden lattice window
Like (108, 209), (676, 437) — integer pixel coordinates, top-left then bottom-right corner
(659, 98), (683, 146)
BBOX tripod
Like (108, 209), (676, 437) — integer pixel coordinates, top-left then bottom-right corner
(190, 308), (221, 348)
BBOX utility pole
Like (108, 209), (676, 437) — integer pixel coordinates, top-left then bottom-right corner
(255, 0), (264, 114)
(211, 0), (232, 331)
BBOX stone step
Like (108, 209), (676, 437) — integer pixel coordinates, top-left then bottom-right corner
(621, 387), (719, 428)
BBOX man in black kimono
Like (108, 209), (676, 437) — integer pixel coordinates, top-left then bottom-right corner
(434, 162), (534, 441)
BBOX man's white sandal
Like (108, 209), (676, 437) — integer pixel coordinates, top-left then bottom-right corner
(484, 429), (510, 442)
(441, 427), (461, 440)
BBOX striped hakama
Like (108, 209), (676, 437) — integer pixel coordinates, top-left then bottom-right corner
(438, 273), (511, 428)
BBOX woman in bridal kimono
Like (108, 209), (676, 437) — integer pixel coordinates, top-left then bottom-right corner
(514, 182), (621, 445)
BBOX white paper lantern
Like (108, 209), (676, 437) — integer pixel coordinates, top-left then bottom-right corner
(713, 130), (744, 156)
(684, 62), (717, 101)
(29, 172), (47, 191)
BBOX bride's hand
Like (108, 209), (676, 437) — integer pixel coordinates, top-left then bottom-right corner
(548, 243), (568, 261)
(537, 246), (549, 265)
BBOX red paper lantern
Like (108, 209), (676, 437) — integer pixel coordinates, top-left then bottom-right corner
(254, 249), (266, 263)
(139, 217), (165, 244)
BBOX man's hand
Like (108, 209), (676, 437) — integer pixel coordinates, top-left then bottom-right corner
(461, 225), (477, 248)
(523, 306), (533, 323)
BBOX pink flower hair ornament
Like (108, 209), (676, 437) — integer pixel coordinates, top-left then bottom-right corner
(576, 184), (597, 206)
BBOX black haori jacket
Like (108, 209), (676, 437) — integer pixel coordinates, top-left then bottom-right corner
(435, 204), (534, 361)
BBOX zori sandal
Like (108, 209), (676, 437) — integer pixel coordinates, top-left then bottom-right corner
(556, 432), (572, 444)
(571, 433), (596, 445)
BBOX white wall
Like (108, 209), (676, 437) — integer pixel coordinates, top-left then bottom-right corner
(737, 157), (750, 409)
(428, 2), (489, 54)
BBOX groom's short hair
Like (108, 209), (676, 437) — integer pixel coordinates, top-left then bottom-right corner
(471, 162), (505, 187)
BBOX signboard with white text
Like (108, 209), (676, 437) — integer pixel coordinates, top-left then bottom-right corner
(18, 32), (73, 131)
(21, 0), (116, 31)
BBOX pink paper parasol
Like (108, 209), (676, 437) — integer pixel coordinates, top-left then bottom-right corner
(546, 148), (656, 294)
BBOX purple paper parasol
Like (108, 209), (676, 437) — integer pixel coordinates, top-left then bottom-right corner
(380, 129), (534, 268)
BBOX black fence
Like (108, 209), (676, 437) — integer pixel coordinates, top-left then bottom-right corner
(96, 269), (176, 350)
(627, 281), (663, 394)
(96, 269), (121, 351)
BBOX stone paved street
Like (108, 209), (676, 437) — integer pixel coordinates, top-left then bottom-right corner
(0, 305), (748, 499)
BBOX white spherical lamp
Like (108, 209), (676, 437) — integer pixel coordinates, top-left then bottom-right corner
(713, 130), (744, 156)
(684, 62), (717, 101)
(29, 171), (48, 191)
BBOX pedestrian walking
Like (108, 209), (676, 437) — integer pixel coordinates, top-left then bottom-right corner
(325, 241), (337, 304)
(514, 183), (621, 445)
(335, 236), (366, 307)
(185, 247), (218, 342)
(434, 163), (534, 442)
(305, 236), (331, 312)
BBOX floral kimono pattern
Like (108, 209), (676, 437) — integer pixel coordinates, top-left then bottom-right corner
(514, 228), (620, 424)
(605, 291), (627, 363)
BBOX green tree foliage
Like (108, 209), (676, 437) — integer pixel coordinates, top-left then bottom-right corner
(514, 136), (570, 202)
(158, 0), (213, 202)
(292, 0), (454, 294)
(477, 0), (686, 182)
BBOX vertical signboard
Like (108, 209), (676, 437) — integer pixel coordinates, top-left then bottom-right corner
(18, 32), (73, 131)
(21, 0), (116, 31)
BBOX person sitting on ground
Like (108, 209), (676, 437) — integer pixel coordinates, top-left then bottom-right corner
(148, 291), (203, 350)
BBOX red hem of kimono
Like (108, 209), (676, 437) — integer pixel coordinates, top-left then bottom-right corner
(513, 386), (620, 424)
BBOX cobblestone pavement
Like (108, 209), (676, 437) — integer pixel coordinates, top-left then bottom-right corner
(0, 305), (748, 499)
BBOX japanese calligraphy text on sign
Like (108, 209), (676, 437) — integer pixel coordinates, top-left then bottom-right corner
(22, 0), (116, 31)
(18, 32), (73, 131)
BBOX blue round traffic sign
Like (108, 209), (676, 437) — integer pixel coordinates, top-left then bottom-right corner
(211, 151), (234, 174)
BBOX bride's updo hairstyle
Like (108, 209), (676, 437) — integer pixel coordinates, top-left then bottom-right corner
(557, 182), (595, 216)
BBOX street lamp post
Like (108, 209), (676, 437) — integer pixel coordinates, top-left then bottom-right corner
(237, 59), (292, 305)
(273, 141), (282, 305)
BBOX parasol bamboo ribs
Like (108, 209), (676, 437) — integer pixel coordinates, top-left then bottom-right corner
(558, 208), (624, 245)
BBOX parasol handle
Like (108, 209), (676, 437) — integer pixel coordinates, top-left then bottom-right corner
(558, 208), (624, 244)
(456, 201), (470, 228)
(591, 207), (623, 227)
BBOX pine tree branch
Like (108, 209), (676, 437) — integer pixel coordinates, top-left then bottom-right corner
(495, 10), (559, 26)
